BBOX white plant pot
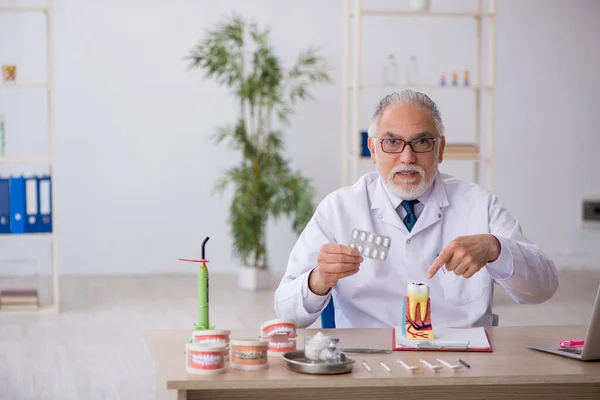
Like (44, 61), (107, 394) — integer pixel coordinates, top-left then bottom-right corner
(409, 0), (430, 11)
(238, 266), (271, 291)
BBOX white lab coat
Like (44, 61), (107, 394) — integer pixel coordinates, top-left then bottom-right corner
(274, 171), (558, 328)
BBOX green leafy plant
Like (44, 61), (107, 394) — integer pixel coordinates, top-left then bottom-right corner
(185, 14), (332, 270)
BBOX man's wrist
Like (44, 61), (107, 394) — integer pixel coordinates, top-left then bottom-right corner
(487, 234), (501, 262)
(308, 269), (330, 296)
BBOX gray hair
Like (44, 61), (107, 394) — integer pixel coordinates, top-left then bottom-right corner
(367, 90), (445, 137)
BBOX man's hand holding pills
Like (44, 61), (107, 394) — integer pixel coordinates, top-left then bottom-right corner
(308, 244), (363, 295)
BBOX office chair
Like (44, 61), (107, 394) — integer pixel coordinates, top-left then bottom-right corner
(492, 313), (500, 326)
(321, 297), (336, 328)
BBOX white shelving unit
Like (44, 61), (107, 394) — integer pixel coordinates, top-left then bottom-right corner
(0, 82), (49, 88)
(341, 0), (496, 189)
(0, 1), (58, 312)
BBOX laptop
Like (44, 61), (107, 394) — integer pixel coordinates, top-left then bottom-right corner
(527, 284), (600, 361)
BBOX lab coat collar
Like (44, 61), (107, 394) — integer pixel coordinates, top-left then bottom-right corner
(370, 171), (449, 235)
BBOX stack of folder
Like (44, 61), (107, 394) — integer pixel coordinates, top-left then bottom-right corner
(0, 175), (52, 234)
(0, 289), (39, 310)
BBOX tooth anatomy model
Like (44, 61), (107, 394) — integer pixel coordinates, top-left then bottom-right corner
(401, 282), (434, 340)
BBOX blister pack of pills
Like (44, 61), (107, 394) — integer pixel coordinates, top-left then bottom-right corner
(349, 228), (391, 261)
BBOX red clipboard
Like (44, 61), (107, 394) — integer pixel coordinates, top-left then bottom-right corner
(392, 327), (494, 352)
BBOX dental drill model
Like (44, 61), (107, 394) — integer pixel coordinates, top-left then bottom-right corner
(179, 237), (215, 330)
(401, 282), (434, 340)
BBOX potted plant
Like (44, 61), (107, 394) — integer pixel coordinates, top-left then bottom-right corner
(185, 14), (332, 291)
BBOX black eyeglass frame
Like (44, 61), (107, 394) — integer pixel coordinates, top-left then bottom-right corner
(377, 137), (437, 154)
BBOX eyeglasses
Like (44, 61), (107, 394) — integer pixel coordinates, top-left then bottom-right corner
(377, 137), (437, 154)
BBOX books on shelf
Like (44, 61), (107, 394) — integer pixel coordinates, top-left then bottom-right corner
(0, 289), (39, 310)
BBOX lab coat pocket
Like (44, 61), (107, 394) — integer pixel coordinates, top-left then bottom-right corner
(438, 270), (489, 306)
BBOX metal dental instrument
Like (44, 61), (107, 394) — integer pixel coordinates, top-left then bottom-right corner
(341, 348), (392, 354)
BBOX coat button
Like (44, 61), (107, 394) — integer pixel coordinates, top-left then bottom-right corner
(438, 213), (442, 218)
(406, 239), (411, 244)
(377, 214), (383, 219)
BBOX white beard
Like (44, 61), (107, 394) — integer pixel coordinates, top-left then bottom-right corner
(375, 147), (439, 200)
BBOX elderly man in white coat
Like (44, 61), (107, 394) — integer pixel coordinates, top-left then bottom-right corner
(274, 90), (558, 329)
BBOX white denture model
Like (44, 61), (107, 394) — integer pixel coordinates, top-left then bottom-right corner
(260, 319), (298, 357)
(268, 333), (297, 356)
(185, 343), (227, 375)
(260, 319), (297, 338)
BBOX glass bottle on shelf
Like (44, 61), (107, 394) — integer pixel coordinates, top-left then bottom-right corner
(383, 54), (398, 86)
(406, 55), (418, 85)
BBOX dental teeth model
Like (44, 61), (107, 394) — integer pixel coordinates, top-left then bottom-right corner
(349, 229), (391, 261)
(260, 319), (298, 357)
(229, 339), (269, 371)
(260, 320), (297, 339)
(401, 282), (434, 340)
(185, 343), (227, 375)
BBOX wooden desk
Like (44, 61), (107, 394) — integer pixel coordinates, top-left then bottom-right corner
(144, 326), (600, 400)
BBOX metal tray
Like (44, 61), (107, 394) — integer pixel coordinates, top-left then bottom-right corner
(282, 350), (355, 375)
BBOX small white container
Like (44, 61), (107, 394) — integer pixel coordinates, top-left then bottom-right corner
(304, 334), (330, 361)
(185, 343), (227, 375)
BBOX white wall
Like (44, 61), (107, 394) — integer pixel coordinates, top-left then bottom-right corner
(1, 0), (599, 276)
(494, 0), (600, 268)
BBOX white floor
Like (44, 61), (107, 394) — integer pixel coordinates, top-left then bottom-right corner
(0, 269), (599, 400)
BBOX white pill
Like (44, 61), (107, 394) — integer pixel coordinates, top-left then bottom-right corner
(375, 236), (382, 245)
(359, 231), (367, 241)
(350, 243), (356, 249)
(357, 245), (364, 253)
(379, 250), (386, 260)
(371, 249), (379, 259)
(382, 237), (390, 247)
(352, 229), (359, 239)
(367, 233), (375, 243)
(363, 247), (371, 257)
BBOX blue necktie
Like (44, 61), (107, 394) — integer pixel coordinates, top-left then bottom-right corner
(399, 200), (419, 232)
